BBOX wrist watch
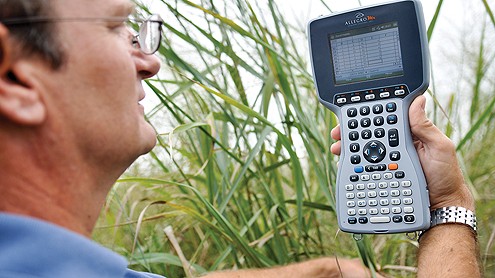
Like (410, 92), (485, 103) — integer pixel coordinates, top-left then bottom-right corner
(430, 206), (477, 232)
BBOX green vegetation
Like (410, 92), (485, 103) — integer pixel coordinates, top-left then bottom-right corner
(93, 0), (495, 277)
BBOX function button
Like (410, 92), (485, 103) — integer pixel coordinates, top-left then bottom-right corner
(347, 108), (358, 117)
(380, 199), (389, 206)
(358, 209), (367, 215)
(392, 207), (402, 214)
(386, 102), (397, 112)
(392, 215), (403, 223)
(388, 163), (398, 170)
(395, 171), (405, 179)
(381, 207), (390, 214)
(367, 183), (376, 189)
(374, 128), (385, 138)
(391, 199), (401, 205)
(380, 91), (390, 98)
(373, 116), (384, 126)
(356, 183), (365, 190)
(378, 182), (387, 189)
(372, 173), (381, 180)
(360, 118), (371, 128)
(345, 184), (354, 191)
(337, 98), (347, 104)
(356, 192), (366, 199)
(347, 201), (356, 207)
(388, 129), (399, 147)
(361, 174), (370, 181)
(350, 175), (359, 182)
(368, 191), (377, 198)
(402, 189), (412, 196)
(369, 208), (379, 215)
(361, 129), (372, 139)
(357, 200), (366, 207)
(372, 104), (383, 114)
(404, 215), (416, 223)
(363, 140), (386, 163)
(350, 143), (360, 153)
(384, 172), (393, 180)
(394, 89), (405, 96)
(351, 96), (361, 102)
(348, 217), (357, 224)
(354, 166), (364, 173)
(387, 114), (398, 124)
(360, 106), (370, 116)
(379, 191), (389, 197)
(351, 155), (361, 164)
(348, 209), (356, 216)
(365, 164), (386, 172)
(404, 207), (414, 213)
(349, 131), (359, 141)
(403, 198), (413, 205)
(348, 119), (359, 129)
(401, 180), (411, 187)
(370, 216), (391, 223)
(346, 192), (355, 199)
(390, 151), (401, 161)
(365, 94), (375, 100)
(390, 181), (399, 188)
(358, 217), (368, 224)
(368, 200), (378, 206)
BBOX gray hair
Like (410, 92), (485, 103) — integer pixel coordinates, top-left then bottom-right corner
(0, 0), (64, 69)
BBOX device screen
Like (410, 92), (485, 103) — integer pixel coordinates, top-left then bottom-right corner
(329, 22), (404, 86)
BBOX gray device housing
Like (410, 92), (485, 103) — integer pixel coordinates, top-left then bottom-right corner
(308, 0), (431, 234)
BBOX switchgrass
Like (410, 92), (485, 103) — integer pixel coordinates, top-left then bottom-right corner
(93, 0), (495, 277)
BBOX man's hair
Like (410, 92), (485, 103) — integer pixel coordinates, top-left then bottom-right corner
(0, 0), (64, 68)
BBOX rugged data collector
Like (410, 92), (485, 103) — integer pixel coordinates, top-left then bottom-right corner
(308, 0), (430, 234)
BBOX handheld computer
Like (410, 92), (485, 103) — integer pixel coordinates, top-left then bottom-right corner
(308, 0), (430, 234)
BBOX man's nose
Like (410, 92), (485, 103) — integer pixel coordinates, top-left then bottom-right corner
(135, 51), (161, 79)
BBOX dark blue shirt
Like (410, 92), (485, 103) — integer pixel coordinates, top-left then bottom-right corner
(0, 213), (165, 278)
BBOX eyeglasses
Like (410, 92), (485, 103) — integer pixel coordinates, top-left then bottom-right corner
(0, 14), (163, 55)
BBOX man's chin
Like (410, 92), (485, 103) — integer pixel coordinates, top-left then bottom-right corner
(140, 128), (158, 155)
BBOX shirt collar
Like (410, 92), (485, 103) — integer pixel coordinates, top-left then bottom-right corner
(0, 212), (129, 277)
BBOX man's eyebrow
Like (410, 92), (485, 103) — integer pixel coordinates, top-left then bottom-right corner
(111, 2), (136, 17)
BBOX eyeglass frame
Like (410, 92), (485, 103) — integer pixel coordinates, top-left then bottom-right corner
(0, 14), (164, 55)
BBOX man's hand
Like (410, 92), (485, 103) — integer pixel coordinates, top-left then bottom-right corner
(330, 95), (474, 210)
(203, 257), (385, 278)
(331, 95), (479, 277)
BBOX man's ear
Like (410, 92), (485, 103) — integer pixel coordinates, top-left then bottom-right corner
(0, 24), (46, 126)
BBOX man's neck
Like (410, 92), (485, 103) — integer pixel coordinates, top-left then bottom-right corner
(0, 139), (116, 237)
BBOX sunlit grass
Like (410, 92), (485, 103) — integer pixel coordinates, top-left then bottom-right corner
(93, 0), (495, 277)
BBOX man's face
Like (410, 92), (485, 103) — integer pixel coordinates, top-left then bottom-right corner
(41, 0), (161, 169)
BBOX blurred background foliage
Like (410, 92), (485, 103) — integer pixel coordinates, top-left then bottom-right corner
(93, 0), (495, 277)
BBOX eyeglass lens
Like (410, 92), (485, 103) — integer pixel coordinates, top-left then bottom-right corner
(139, 20), (161, 54)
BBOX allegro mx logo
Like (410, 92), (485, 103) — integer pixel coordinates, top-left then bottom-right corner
(345, 12), (377, 26)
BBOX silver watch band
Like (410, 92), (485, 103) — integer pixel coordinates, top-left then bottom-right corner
(430, 206), (477, 232)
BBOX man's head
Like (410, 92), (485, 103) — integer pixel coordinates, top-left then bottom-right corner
(0, 0), (161, 182)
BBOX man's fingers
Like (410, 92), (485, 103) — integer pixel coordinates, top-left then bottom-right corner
(331, 124), (341, 140)
(331, 125), (341, 155)
(331, 141), (341, 156)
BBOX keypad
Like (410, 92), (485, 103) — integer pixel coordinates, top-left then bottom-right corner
(341, 88), (420, 227)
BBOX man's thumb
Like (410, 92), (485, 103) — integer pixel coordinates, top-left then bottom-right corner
(408, 95), (445, 144)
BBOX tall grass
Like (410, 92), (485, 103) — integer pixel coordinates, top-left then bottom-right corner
(93, 0), (495, 277)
